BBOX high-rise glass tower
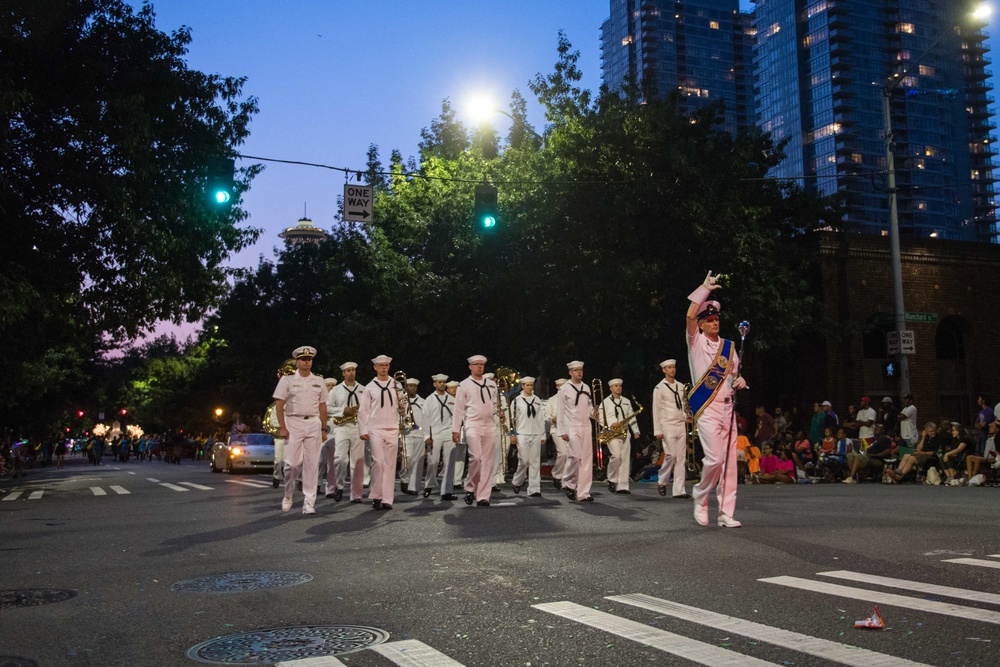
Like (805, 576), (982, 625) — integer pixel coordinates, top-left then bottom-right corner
(753, 0), (997, 241)
(601, 0), (755, 135)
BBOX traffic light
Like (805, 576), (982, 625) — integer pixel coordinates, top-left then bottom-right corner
(121, 408), (127, 416)
(473, 183), (498, 232)
(206, 157), (235, 208)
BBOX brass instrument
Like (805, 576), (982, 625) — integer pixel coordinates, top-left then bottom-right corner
(393, 370), (414, 475)
(591, 379), (608, 468)
(683, 382), (700, 474)
(598, 398), (644, 445)
(331, 413), (357, 426)
(494, 367), (520, 476)
(263, 358), (299, 436)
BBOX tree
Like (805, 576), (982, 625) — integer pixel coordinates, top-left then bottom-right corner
(1, 0), (260, 435)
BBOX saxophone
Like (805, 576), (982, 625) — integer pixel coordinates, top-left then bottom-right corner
(598, 398), (644, 445)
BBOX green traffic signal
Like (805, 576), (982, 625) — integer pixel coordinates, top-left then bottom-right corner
(481, 214), (497, 229)
(474, 183), (498, 232)
(206, 156), (235, 208)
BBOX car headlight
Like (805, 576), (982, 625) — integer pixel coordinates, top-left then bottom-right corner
(230, 447), (243, 456)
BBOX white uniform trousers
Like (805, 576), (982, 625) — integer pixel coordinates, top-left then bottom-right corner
(404, 431), (426, 492)
(464, 427), (496, 502)
(492, 428), (508, 484)
(367, 428), (398, 506)
(692, 410), (738, 518)
(453, 433), (467, 487)
(551, 433), (568, 481)
(562, 427), (594, 500)
(318, 436), (334, 489)
(512, 433), (542, 495)
(657, 429), (688, 496)
(330, 426), (364, 500)
(283, 416), (322, 510)
(606, 437), (631, 491)
(424, 428), (456, 494)
(273, 437), (286, 484)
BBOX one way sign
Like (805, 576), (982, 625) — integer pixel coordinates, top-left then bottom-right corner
(343, 184), (373, 222)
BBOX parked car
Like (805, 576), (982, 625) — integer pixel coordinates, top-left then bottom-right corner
(210, 433), (275, 474)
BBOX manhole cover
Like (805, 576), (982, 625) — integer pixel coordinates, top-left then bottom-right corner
(171, 572), (313, 594)
(185, 625), (390, 664)
(0, 658), (39, 667)
(0, 589), (77, 609)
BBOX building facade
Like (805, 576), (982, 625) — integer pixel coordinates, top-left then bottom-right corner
(752, 0), (997, 242)
(601, 0), (755, 135)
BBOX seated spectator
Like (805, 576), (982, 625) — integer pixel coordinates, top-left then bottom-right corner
(793, 429), (815, 473)
(843, 424), (897, 483)
(942, 423), (973, 485)
(966, 418), (999, 481)
(736, 427), (761, 483)
(888, 422), (939, 482)
(820, 427), (836, 458)
(759, 447), (795, 484)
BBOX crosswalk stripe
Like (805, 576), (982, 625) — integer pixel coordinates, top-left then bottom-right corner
(608, 593), (929, 667)
(988, 555), (1000, 559)
(146, 478), (160, 483)
(110, 485), (130, 495)
(179, 482), (214, 490)
(534, 601), (772, 666)
(90, 487), (107, 496)
(160, 483), (189, 492)
(28, 491), (43, 499)
(943, 558), (1000, 570)
(274, 656), (346, 666)
(759, 576), (1000, 625)
(370, 640), (466, 666)
(226, 480), (271, 488)
(2, 491), (23, 501)
(818, 570), (1000, 606)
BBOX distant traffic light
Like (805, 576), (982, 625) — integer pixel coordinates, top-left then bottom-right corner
(473, 183), (498, 232)
(77, 410), (84, 418)
(206, 157), (235, 207)
(121, 408), (127, 416)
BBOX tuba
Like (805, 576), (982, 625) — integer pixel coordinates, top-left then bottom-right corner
(263, 359), (298, 436)
(393, 370), (414, 475)
(494, 367), (520, 475)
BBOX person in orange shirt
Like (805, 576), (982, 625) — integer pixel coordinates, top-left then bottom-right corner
(736, 425), (761, 483)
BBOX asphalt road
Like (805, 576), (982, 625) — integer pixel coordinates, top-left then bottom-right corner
(2, 456), (999, 666)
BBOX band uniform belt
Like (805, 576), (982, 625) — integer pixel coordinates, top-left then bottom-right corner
(288, 414), (315, 419)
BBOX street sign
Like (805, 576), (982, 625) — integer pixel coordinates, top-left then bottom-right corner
(905, 312), (937, 323)
(343, 184), (373, 222)
(899, 329), (915, 355)
(886, 331), (899, 355)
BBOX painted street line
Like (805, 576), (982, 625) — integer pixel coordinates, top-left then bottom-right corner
(160, 483), (190, 492)
(370, 640), (466, 667)
(226, 480), (272, 488)
(110, 485), (130, 495)
(942, 558), (1000, 570)
(2, 491), (23, 502)
(146, 478), (160, 483)
(818, 570), (1000, 606)
(179, 482), (214, 490)
(759, 576), (1000, 625)
(28, 491), (43, 500)
(534, 601), (772, 666)
(608, 593), (929, 667)
(275, 656), (346, 667)
(90, 487), (107, 496)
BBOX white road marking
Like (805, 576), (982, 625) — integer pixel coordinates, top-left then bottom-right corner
(818, 570), (1000, 606)
(146, 478), (160, 483)
(370, 640), (466, 666)
(160, 483), (189, 492)
(275, 656), (347, 666)
(609, 593), (929, 667)
(226, 480), (271, 488)
(110, 485), (130, 495)
(28, 491), (43, 500)
(534, 601), (772, 666)
(128, 471), (136, 475)
(2, 491), (23, 501)
(90, 487), (107, 496)
(944, 558), (1000, 570)
(179, 482), (214, 490)
(759, 576), (1000, 625)
(988, 555), (1000, 559)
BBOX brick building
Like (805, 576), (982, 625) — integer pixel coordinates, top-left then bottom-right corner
(762, 231), (1000, 428)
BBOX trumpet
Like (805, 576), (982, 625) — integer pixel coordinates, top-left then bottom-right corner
(598, 398), (644, 445)
(393, 370), (415, 475)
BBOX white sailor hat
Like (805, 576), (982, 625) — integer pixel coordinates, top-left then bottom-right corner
(660, 359), (677, 368)
(405, 378), (419, 386)
(371, 354), (392, 364)
(566, 360), (584, 370)
(520, 376), (535, 384)
(483, 372), (495, 379)
(431, 374), (449, 382)
(325, 378), (337, 386)
(467, 354), (487, 364)
(608, 378), (623, 386)
(339, 361), (358, 370)
(293, 345), (317, 358)
(446, 380), (460, 388)
(555, 378), (569, 387)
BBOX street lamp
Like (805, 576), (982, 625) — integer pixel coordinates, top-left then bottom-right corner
(465, 95), (545, 147)
(881, 1), (991, 397)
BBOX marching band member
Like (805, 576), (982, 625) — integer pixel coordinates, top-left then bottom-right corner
(601, 379), (640, 494)
(326, 362), (365, 503)
(317, 377), (337, 492)
(652, 359), (691, 499)
(401, 378), (426, 495)
(423, 374), (458, 499)
(511, 376), (545, 496)
(452, 355), (499, 506)
(687, 271), (747, 528)
(273, 346), (328, 515)
(358, 354), (403, 510)
(559, 361), (597, 502)
(547, 378), (568, 489)
(447, 380), (467, 488)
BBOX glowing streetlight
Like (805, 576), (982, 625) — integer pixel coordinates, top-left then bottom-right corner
(214, 408), (224, 418)
(973, 3), (992, 20)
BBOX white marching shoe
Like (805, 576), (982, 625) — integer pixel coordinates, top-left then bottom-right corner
(717, 514), (742, 528)
(694, 504), (709, 526)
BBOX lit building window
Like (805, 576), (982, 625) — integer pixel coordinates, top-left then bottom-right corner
(918, 65), (935, 76)
(622, 35), (633, 46)
(901, 76), (918, 87)
(767, 23), (781, 36)
(710, 20), (720, 29)
(851, 153), (863, 164)
(897, 23), (915, 34)
(925, 146), (937, 157)
(897, 50), (911, 60)
(915, 201), (927, 210)
(914, 158), (925, 169)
